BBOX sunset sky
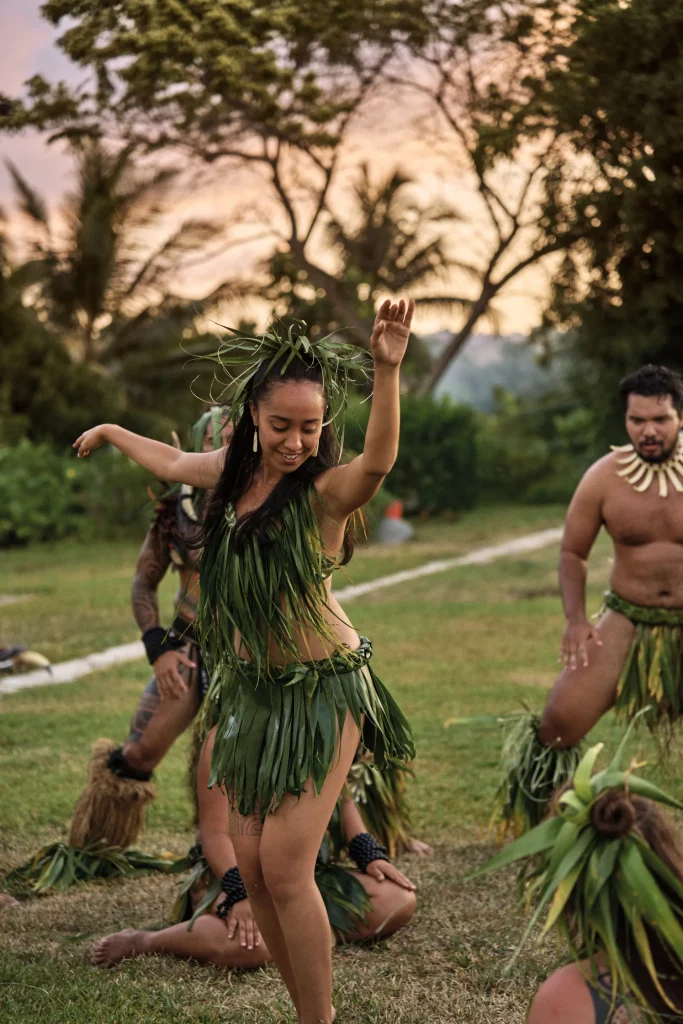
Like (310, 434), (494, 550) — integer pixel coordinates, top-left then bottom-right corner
(1, 1), (553, 339)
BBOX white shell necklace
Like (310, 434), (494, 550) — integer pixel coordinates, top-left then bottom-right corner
(611, 437), (683, 497)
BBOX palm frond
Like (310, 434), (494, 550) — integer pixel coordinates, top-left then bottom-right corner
(5, 160), (50, 231)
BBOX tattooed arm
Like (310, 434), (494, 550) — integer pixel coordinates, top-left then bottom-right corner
(131, 511), (172, 634)
(132, 508), (195, 699)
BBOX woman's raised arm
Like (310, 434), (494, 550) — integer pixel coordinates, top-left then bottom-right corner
(73, 423), (225, 489)
(316, 298), (413, 520)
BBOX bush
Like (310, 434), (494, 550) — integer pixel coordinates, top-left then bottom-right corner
(0, 441), (83, 545)
(344, 395), (478, 513)
(476, 390), (600, 504)
(0, 442), (157, 547)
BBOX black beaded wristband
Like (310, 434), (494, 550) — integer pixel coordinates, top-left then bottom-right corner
(348, 832), (390, 873)
(216, 866), (248, 918)
(142, 626), (183, 665)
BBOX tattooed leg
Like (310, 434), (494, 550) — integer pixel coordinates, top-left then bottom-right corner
(122, 645), (201, 774)
(126, 678), (161, 746)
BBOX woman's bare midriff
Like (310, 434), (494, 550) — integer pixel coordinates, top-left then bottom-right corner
(234, 578), (361, 665)
(611, 542), (683, 607)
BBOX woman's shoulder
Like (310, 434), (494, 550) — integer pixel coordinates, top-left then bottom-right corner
(527, 962), (597, 1024)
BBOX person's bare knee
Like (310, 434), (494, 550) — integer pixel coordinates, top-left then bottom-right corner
(539, 699), (586, 748)
(214, 937), (272, 970)
(368, 886), (417, 939)
(385, 888), (417, 934)
(260, 856), (308, 907)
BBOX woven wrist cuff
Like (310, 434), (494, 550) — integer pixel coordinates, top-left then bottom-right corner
(142, 626), (182, 665)
(348, 832), (390, 873)
(216, 866), (248, 918)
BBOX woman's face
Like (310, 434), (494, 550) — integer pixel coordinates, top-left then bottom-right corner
(250, 381), (324, 474)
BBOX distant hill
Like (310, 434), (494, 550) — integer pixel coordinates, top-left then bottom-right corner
(423, 331), (563, 411)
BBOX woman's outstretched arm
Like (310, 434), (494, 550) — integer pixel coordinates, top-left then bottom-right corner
(316, 298), (413, 520)
(73, 424), (225, 489)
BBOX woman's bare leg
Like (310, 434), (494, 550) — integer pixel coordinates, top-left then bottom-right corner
(340, 871), (417, 943)
(229, 815), (302, 1015)
(93, 913), (271, 969)
(257, 711), (361, 1024)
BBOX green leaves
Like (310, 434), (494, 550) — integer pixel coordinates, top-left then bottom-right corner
(4, 842), (180, 895)
(207, 637), (413, 819)
(473, 728), (683, 1012)
(489, 710), (585, 839)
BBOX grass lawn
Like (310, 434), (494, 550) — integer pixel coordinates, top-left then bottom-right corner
(2, 505), (676, 1023)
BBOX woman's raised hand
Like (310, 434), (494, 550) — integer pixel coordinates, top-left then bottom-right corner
(73, 425), (109, 458)
(370, 298), (415, 368)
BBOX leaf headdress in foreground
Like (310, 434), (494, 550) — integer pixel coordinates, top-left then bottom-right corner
(471, 712), (683, 1014)
(200, 319), (370, 449)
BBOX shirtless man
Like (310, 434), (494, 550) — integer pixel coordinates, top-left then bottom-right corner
(539, 364), (683, 749)
(69, 407), (233, 851)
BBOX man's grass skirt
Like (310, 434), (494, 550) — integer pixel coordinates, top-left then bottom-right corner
(605, 590), (683, 732)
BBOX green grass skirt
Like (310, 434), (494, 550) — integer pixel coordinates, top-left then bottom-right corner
(605, 590), (683, 730)
(204, 637), (415, 818)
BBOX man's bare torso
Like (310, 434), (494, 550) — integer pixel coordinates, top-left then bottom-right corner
(598, 452), (683, 606)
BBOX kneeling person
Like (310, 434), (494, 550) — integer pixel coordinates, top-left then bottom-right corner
(94, 727), (417, 969)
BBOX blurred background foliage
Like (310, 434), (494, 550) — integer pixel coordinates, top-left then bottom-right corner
(3, 0), (683, 545)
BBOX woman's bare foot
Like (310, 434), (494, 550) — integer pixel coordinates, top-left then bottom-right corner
(0, 893), (20, 909)
(93, 929), (144, 967)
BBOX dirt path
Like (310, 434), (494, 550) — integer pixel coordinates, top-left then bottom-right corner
(0, 526), (562, 696)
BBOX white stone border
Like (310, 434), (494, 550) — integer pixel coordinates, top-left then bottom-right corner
(0, 526), (562, 696)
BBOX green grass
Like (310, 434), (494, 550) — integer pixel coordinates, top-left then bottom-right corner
(4, 505), (673, 1023)
(0, 504), (565, 664)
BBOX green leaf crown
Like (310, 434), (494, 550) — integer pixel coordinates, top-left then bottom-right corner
(472, 711), (683, 1014)
(200, 319), (370, 448)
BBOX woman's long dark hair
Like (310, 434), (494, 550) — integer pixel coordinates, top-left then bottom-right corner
(200, 354), (355, 564)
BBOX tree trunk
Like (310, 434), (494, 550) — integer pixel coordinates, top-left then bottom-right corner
(289, 242), (372, 347)
(417, 292), (493, 396)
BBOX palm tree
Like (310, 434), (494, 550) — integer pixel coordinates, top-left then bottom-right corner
(239, 164), (486, 387)
(7, 139), (235, 414)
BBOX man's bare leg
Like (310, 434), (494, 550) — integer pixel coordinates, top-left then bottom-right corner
(539, 609), (636, 747)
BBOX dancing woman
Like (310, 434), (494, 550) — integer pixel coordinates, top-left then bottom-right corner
(73, 299), (416, 1023)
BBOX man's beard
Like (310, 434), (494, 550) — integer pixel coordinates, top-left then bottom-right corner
(638, 438), (680, 464)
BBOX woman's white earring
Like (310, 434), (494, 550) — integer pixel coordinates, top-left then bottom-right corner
(253, 429), (259, 453)
(313, 440), (319, 457)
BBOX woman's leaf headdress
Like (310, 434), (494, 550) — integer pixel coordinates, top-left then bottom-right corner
(471, 711), (683, 1014)
(201, 319), (370, 448)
